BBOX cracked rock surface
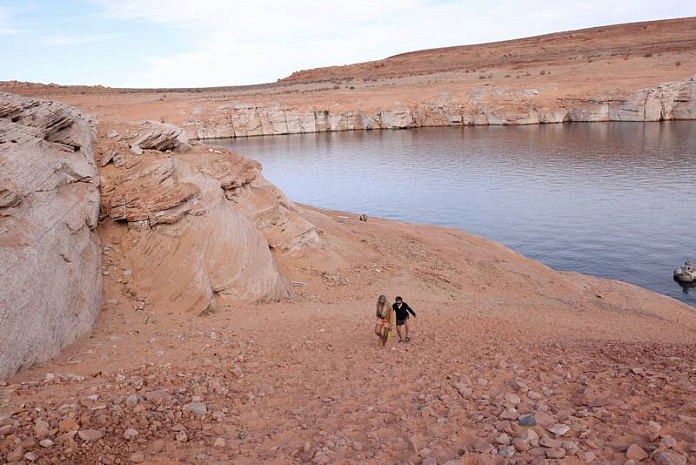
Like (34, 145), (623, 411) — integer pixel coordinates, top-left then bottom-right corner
(0, 93), (102, 379)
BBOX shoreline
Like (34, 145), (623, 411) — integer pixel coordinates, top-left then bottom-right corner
(196, 117), (696, 142)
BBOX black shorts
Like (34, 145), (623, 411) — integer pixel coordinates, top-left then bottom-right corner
(396, 319), (407, 326)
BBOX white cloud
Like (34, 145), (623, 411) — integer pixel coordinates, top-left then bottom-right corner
(86, 0), (696, 87)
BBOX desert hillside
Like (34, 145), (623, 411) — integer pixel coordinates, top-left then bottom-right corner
(280, 18), (696, 83)
(1, 18), (696, 139)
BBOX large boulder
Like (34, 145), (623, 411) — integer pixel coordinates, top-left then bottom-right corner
(0, 93), (101, 379)
(97, 122), (308, 314)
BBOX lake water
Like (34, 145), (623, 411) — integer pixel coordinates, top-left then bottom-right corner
(211, 123), (696, 306)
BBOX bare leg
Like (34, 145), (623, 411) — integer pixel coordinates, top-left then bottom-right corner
(404, 319), (410, 341)
(381, 328), (389, 347)
(375, 322), (383, 338)
(396, 325), (404, 342)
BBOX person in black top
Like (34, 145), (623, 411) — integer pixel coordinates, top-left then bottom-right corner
(392, 296), (416, 343)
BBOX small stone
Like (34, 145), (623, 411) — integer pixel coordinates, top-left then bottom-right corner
(527, 390), (542, 400)
(24, 451), (38, 462)
(55, 431), (77, 446)
(238, 431), (247, 440)
(496, 433), (512, 445)
(534, 410), (555, 426)
(408, 435), (420, 455)
(78, 429), (103, 442)
(176, 431), (188, 442)
(584, 451), (597, 462)
(186, 402), (207, 416)
(500, 408), (519, 420)
(648, 421), (662, 441)
(660, 436), (677, 449)
(124, 428), (139, 440)
(626, 444), (649, 461)
(498, 445), (515, 458)
(455, 383), (472, 398)
(40, 439), (54, 448)
(59, 418), (79, 432)
(214, 437), (226, 448)
(504, 393), (521, 405)
(648, 421), (661, 432)
(654, 451), (687, 465)
(420, 448), (434, 458)
(422, 458), (437, 465)
(625, 461), (636, 465)
(513, 438), (531, 452)
(540, 437), (563, 449)
(143, 390), (171, 402)
(7, 446), (24, 462)
(518, 414), (536, 426)
(519, 429), (540, 446)
(562, 441), (578, 451)
(312, 451), (331, 464)
(546, 448), (566, 459)
(548, 424), (571, 437)
(513, 378), (528, 390)
(352, 441), (363, 451)
(0, 424), (15, 436)
(34, 419), (50, 439)
(129, 452), (145, 463)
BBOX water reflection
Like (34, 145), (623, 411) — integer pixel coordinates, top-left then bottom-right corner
(212, 122), (696, 306)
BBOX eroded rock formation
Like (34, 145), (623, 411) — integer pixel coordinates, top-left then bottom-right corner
(97, 121), (319, 315)
(0, 93), (101, 379)
(188, 75), (696, 139)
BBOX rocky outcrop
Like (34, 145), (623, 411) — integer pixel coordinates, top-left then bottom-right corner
(609, 76), (696, 121)
(0, 93), (101, 379)
(187, 75), (696, 139)
(195, 150), (321, 252)
(97, 122), (319, 314)
(127, 121), (189, 154)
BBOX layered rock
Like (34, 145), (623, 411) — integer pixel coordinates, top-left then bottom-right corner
(97, 122), (319, 314)
(187, 75), (696, 139)
(194, 150), (321, 252)
(0, 93), (101, 379)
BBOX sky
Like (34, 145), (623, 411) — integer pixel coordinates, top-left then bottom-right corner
(1, 0), (695, 88)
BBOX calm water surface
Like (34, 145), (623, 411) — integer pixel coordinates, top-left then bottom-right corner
(212, 123), (696, 306)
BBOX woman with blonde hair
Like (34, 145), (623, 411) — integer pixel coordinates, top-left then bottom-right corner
(375, 294), (395, 347)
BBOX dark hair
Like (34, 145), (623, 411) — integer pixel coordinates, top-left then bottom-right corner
(395, 296), (402, 301)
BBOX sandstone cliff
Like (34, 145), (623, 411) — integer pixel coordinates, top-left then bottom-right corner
(0, 93), (102, 379)
(188, 75), (696, 138)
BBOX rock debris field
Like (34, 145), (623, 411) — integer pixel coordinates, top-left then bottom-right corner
(3, 204), (696, 464)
